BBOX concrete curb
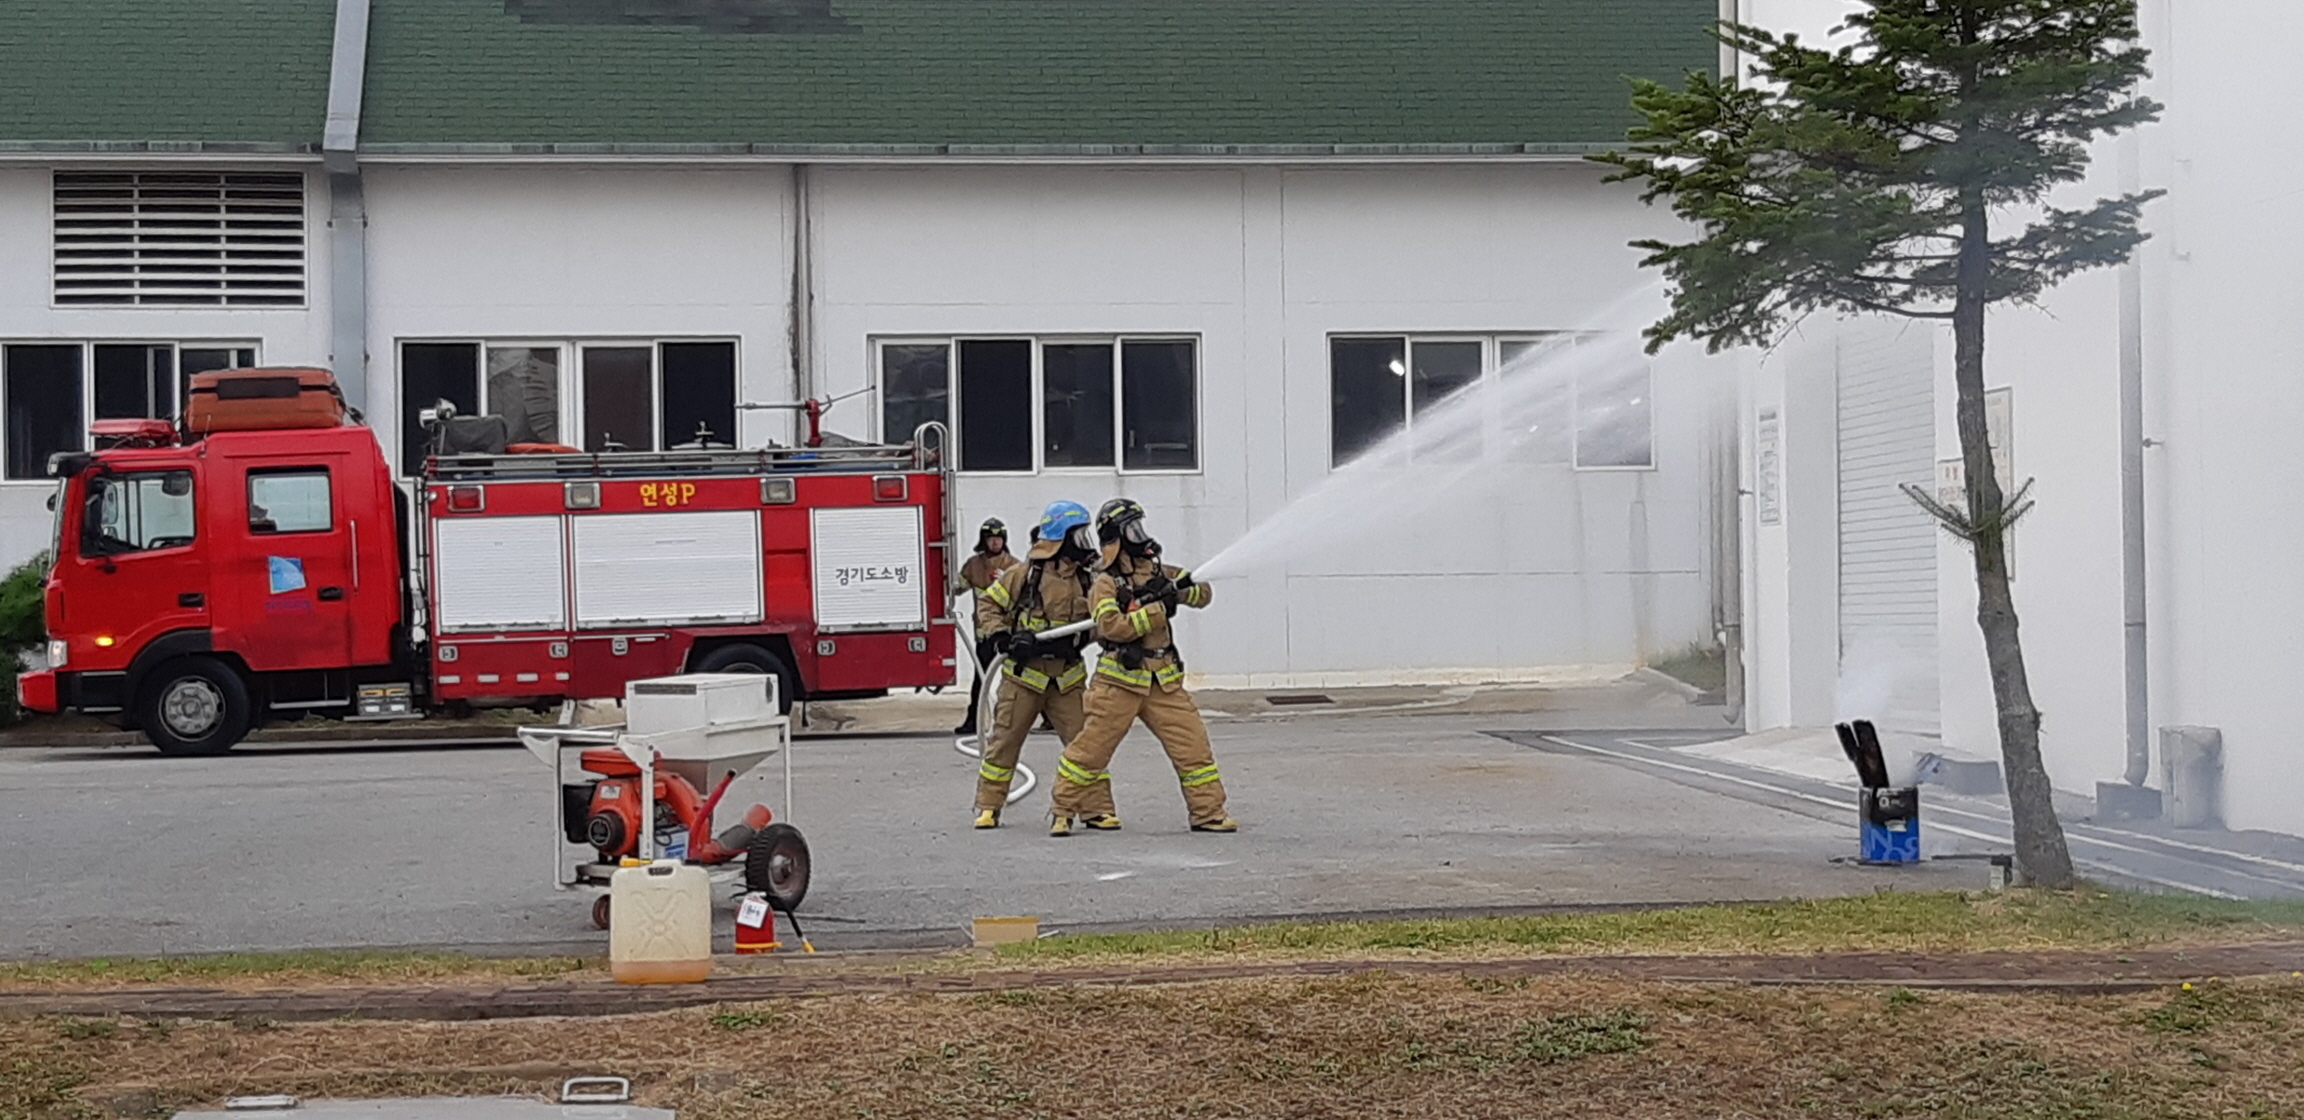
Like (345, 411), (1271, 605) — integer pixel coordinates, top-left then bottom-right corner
(3, 942), (2291, 1022)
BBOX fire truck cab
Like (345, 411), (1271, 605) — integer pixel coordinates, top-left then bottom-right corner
(18, 369), (957, 755)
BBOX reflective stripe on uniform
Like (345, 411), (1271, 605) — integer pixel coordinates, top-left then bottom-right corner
(1058, 757), (1111, 785)
(1056, 661), (1088, 690)
(1127, 607), (1154, 632)
(1093, 598), (1122, 620)
(985, 580), (1015, 608)
(1182, 584), (1211, 608)
(1153, 662), (1186, 687)
(1096, 656), (1153, 688)
(1004, 662), (1053, 690)
(979, 761), (1015, 782)
(1179, 763), (1222, 787)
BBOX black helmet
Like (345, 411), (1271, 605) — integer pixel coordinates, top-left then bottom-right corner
(1096, 498), (1157, 559)
(975, 517), (1009, 553)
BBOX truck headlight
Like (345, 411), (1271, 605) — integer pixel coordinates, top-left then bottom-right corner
(46, 639), (67, 668)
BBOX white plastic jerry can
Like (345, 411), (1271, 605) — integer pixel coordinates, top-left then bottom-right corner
(608, 859), (712, 984)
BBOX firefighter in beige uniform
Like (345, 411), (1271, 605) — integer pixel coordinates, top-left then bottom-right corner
(969, 501), (1119, 829)
(1047, 498), (1238, 836)
(954, 518), (1021, 737)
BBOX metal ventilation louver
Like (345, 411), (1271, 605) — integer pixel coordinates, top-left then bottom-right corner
(52, 171), (307, 306)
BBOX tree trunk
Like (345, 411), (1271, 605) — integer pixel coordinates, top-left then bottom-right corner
(1954, 190), (2077, 889)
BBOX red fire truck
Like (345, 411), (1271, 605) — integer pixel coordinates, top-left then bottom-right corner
(16, 368), (958, 755)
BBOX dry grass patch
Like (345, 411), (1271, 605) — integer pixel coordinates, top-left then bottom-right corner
(9, 972), (2304, 1120)
(0, 953), (593, 993)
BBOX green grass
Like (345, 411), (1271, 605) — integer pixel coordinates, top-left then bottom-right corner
(996, 889), (2304, 962)
(0, 950), (592, 990)
(1648, 642), (1727, 693)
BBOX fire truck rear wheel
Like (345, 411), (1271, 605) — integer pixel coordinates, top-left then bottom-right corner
(691, 643), (797, 715)
(745, 822), (810, 912)
(139, 657), (251, 757)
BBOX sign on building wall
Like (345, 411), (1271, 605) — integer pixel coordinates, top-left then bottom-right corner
(1935, 386), (2016, 574)
(1756, 406), (1782, 526)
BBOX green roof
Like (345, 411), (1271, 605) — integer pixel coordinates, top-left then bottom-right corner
(2, 0), (1720, 152)
(0, 0), (333, 148)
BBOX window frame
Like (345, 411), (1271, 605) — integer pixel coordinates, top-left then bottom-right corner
(81, 468), (198, 556)
(1, 339), (259, 481)
(871, 334), (1203, 477)
(393, 336), (742, 473)
(1325, 332), (1654, 473)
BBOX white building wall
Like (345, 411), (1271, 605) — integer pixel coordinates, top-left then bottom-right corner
(362, 164), (794, 458)
(809, 163), (1718, 682)
(0, 163), (333, 573)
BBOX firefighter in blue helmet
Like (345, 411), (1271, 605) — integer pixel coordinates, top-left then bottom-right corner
(970, 501), (1118, 828)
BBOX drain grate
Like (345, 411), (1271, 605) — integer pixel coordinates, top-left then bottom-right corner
(1263, 693), (1335, 707)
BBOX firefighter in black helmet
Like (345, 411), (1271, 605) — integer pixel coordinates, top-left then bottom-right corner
(955, 517), (1020, 736)
(1046, 498), (1236, 835)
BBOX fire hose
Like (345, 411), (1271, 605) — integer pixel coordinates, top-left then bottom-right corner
(952, 617), (1097, 805)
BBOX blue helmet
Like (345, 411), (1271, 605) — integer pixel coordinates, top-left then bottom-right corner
(1037, 500), (1092, 542)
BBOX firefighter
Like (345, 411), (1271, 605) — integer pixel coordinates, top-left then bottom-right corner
(1047, 499), (1237, 836)
(970, 501), (1120, 829)
(954, 517), (1021, 736)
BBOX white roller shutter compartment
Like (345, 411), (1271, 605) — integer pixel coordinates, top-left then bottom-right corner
(433, 516), (567, 632)
(812, 506), (927, 631)
(1836, 320), (1941, 738)
(572, 510), (764, 628)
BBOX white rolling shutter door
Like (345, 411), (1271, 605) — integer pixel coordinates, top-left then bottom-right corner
(572, 510), (763, 627)
(813, 506), (927, 630)
(1836, 319), (1941, 739)
(434, 516), (567, 632)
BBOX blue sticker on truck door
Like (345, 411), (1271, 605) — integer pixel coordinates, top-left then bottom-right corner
(268, 556), (307, 594)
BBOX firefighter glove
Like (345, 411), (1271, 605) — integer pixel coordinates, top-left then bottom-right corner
(1007, 630), (1043, 662)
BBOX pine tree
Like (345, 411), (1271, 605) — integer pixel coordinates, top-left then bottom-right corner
(1597, 0), (2163, 888)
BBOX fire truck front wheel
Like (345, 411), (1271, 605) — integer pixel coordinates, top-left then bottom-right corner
(690, 643), (797, 715)
(138, 657), (252, 757)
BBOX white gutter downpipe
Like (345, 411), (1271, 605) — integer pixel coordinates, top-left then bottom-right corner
(2117, 130), (2151, 787)
(323, 0), (373, 410)
(789, 164), (817, 418)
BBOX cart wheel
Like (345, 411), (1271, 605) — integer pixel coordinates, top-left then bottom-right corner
(745, 823), (810, 912)
(591, 895), (612, 931)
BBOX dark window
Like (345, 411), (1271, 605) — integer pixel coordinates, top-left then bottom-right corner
(399, 342), (480, 473)
(1042, 343), (1115, 468)
(486, 346), (561, 445)
(660, 341), (736, 449)
(4, 344), (83, 480)
(248, 469), (331, 534)
(1410, 340), (1482, 463)
(957, 339), (1032, 472)
(581, 346), (654, 453)
(1121, 340), (1197, 471)
(93, 344), (174, 421)
(1577, 359), (1654, 469)
(880, 343), (949, 443)
(84, 470), (195, 553)
(1328, 337), (1405, 468)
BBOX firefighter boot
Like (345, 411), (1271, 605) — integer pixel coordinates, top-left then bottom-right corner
(1191, 817), (1239, 833)
(1079, 813), (1122, 831)
(1048, 814), (1076, 837)
(974, 808), (1001, 830)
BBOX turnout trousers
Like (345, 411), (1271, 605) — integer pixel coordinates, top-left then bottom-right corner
(1049, 681), (1229, 826)
(976, 678), (1110, 815)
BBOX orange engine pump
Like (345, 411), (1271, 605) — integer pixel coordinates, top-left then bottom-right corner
(568, 748), (770, 864)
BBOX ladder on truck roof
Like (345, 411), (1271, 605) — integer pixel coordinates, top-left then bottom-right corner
(423, 429), (947, 484)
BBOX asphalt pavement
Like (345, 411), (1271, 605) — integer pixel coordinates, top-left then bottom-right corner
(0, 682), (2027, 960)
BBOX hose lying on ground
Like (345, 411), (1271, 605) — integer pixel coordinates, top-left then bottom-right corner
(952, 617), (1097, 805)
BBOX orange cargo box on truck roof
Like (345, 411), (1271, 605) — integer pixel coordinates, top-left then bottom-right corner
(184, 367), (356, 436)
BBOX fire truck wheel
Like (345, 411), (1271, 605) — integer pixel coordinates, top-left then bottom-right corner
(745, 823), (810, 912)
(691, 643), (797, 715)
(139, 657), (251, 757)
